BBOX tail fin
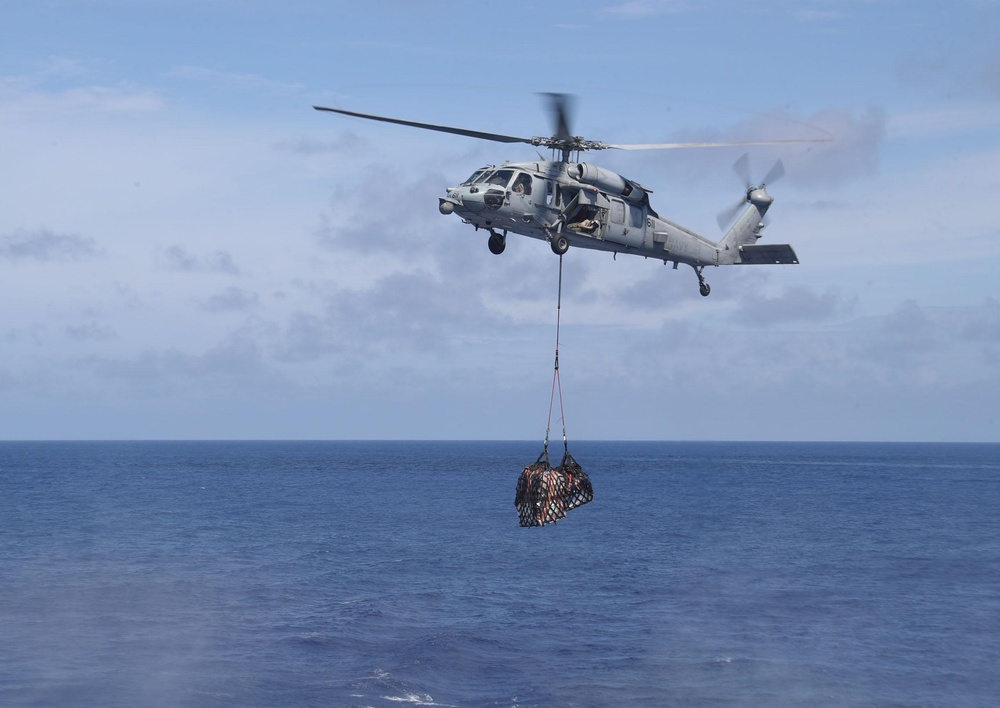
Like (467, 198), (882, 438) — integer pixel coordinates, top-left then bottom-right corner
(719, 197), (798, 266)
(719, 188), (771, 253)
(717, 187), (800, 265)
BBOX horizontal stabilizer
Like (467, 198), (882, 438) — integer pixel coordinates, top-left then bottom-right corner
(737, 244), (799, 265)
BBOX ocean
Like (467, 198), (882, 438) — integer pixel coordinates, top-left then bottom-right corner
(1, 441), (998, 707)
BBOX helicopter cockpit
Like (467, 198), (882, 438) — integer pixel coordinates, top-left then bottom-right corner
(456, 168), (535, 210)
(462, 168), (491, 185)
(462, 168), (520, 189)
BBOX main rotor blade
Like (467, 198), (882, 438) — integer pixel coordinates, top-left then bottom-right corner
(313, 105), (534, 145)
(733, 153), (752, 189)
(606, 137), (832, 151)
(543, 93), (574, 142)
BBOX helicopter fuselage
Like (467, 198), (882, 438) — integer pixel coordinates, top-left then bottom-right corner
(437, 160), (782, 277)
(314, 99), (809, 296)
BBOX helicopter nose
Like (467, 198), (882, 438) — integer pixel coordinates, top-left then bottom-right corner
(458, 187), (487, 213)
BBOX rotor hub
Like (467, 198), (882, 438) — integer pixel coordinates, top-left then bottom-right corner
(748, 188), (773, 208)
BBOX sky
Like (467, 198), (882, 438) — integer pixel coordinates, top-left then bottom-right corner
(2, 0), (999, 441)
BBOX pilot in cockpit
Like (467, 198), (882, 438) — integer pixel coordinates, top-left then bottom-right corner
(512, 173), (532, 195)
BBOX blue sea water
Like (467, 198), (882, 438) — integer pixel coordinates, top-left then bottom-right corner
(1, 441), (999, 707)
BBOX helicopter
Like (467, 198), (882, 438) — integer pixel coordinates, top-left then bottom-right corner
(314, 94), (829, 296)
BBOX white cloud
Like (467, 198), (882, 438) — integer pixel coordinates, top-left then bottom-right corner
(0, 75), (164, 115)
(594, 106), (887, 227)
(154, 246), (241, 275)
(2, 1), (998, 440)
(273, 133), (369, 156)
(559, 297), (1000, 440)
(601, 0), (690, 17)
(793, 9), (842, 23)
(888, 104), (1000, 140)
(66, 321), (118, 342)
(986, 45), (1000, 96)
(660, 107), (885, 186)
(201, 287), (260, 313)
(729, 285), (858, 326)
(165, 66), (303, 95)
(0, 229), (104, 262)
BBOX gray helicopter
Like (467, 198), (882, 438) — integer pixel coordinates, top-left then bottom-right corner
(314, 94), (826, 296)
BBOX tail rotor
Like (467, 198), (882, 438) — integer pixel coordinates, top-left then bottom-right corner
(716, 154), (784, 230)
(763, 159), (785, 187)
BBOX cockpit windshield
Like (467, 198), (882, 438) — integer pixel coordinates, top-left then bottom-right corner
(461, 168), (515, 189)
(462, 168), (490, 185)
(484, 169), (514, 188)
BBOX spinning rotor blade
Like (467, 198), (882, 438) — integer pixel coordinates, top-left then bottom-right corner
(717, 156), (786, 230)
(544, 93), (575, 142)
(316, 98), (832, 159)
(606, 137), (830, 151)
(732, 154), (785, 188)
(763, 159), (785, 186)
(716, 198), (747, 231)
(313, 105), (534, 145)
(733, 153), (752, 189)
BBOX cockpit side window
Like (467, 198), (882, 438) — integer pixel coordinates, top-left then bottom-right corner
(511, 172), (532, 196)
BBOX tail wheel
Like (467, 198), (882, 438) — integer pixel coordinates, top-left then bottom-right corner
(699, 281), (711, 297)
(550, 234), (569, 255)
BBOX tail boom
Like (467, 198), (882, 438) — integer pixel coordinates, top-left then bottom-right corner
(716, 187), (796, 265)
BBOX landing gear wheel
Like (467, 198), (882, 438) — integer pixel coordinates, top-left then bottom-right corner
(692, 265), (711, 297)
(488, 232), (506, 255)
(550, 234), (569, 255)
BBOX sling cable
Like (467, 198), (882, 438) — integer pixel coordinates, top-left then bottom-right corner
(514, 255), (594, 527)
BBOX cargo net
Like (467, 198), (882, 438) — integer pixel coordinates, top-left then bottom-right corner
(515, 450), (594, 527)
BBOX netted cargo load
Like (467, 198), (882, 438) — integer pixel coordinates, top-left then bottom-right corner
(515, 450), (594, 527)
(515, 255), (595, 527)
